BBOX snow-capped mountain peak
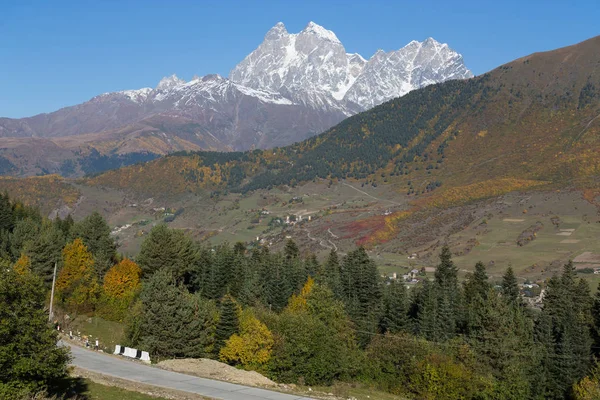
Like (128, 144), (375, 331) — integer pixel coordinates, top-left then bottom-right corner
(301, 21), (341, 44)
(230, 24), (472, 112)
(265, 21), (288, 40)
(156, 74), (186, 91)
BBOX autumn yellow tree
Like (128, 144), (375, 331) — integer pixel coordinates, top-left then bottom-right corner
(219, 308), (274, 370)
(13, 253), (31, 275)
(573, 363), (600, 400)
(97, 258), (142, 321)
(56, 238), (98, 313)
(103, 258), (141, 298)
(286, 277), (314, 313)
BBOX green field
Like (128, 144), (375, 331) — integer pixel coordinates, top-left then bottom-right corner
(450, 192), (600, 283)
(84, 380), (169, 400)
(68, 316), (125, 353)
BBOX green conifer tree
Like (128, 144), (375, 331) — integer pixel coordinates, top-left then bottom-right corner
(0, 267), (70, 397)
(214, 294), (240, 355)
(136, 269), (207, 359)
(380, 280), (408, 334)
(432, 246), (461, 340)
(502, 266), (520, 306)
(321, 249), (342, 297)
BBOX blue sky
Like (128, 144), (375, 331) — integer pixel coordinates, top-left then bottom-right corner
(1, 0), (598, 118)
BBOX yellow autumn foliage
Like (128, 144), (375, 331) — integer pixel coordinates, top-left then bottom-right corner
(103, 258), (141, 299)
(56, 238), (99, 312)
(13, 253), (31, 275)
(286, 277), (315, 313)
(219, 309), (274, 368)
(363, 211), (412, 246)
(421, 178), (548, 209)
(0, 175), (80, 209)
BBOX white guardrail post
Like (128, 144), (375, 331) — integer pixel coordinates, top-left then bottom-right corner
(113, 344), (151, 363)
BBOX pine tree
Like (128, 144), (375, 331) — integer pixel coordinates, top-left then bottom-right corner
(214, 294), (240, 355)
(137, 224), (198, 282)
(9, 218), (40, 260)
(0, 267), (70, 397)
(136, 269), (208, 359)
(71, 211), (116, 278)
(304, 253), (320, 278)
(380, 280), (408, 334)
(432, 246), (460, 340)
(0, 193), (15, 232)
(284, 239), (300, 260)
(230, 247), (247, 299)
(463, 261), (491, 336)
(54, 214), (74, 238)
(534, 262), (593, 399)
(28, 223), (65, 286)
(320, 249), (342, 297)
(591, 285), (600, 358)
(233, 241), (246, 256)
(340, 247), (382, 346)
(266, 254), (289, 312)
(502, 266), (520, 306)
(474, 289), (534, 399)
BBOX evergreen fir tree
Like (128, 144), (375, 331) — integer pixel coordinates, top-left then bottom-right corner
(591, 284), (600, 358)
(0, 267), (71, 396)
(29, 223), (65, 285)
(534, 262), (593, 399)
(71, 211), (116, 278)
(380, 280), (408, 334)
(304, 253), (320, 278)
(136, 269), (207, 359)
(415, 279), (437, 339)
(321, 249), (342, 297)
(214, 294), (240, 355)
(432, 246), (460, 340)
(502, 266), (520, 306)
(340, 247), (382, 346)
(233, 241), (246, 256)
(137, 224), (198, 282)
(9, 218), (41, 260)
(463, 261), (491, 336)
(284, 239), (300, 260)
(0, 193), (15, 232)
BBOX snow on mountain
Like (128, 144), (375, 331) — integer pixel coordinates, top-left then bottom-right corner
(344, 38), (474, 109)
(229, 21), (364, 113)
(156, 74), (186, 91)
(119, 87), (153, 103)
(230, 22), (473, 111)
(148, 73), (294, 108)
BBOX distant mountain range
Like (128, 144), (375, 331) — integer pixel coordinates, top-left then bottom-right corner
(0, 22), (472, 177)
(84, 35), (600, 200)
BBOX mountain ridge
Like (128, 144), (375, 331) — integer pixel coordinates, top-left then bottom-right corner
(84, 35), (600, 197)
(0, 22), (472, 177)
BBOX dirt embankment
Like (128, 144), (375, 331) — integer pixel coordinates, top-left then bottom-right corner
(157, 358), (277, 388)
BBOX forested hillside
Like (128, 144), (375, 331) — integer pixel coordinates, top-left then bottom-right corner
(86, 36), (600, 197)
(3, 192), (600, 399)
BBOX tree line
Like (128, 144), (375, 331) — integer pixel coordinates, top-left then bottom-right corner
(2, 191), (600, 399)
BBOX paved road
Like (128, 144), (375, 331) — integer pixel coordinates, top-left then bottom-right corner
(67, 343), (314, 400)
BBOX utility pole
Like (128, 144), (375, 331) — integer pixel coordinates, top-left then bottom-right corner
(49, 262), (57, 322)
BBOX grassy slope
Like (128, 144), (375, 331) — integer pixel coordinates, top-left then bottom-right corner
(84, 380), (169, 400)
